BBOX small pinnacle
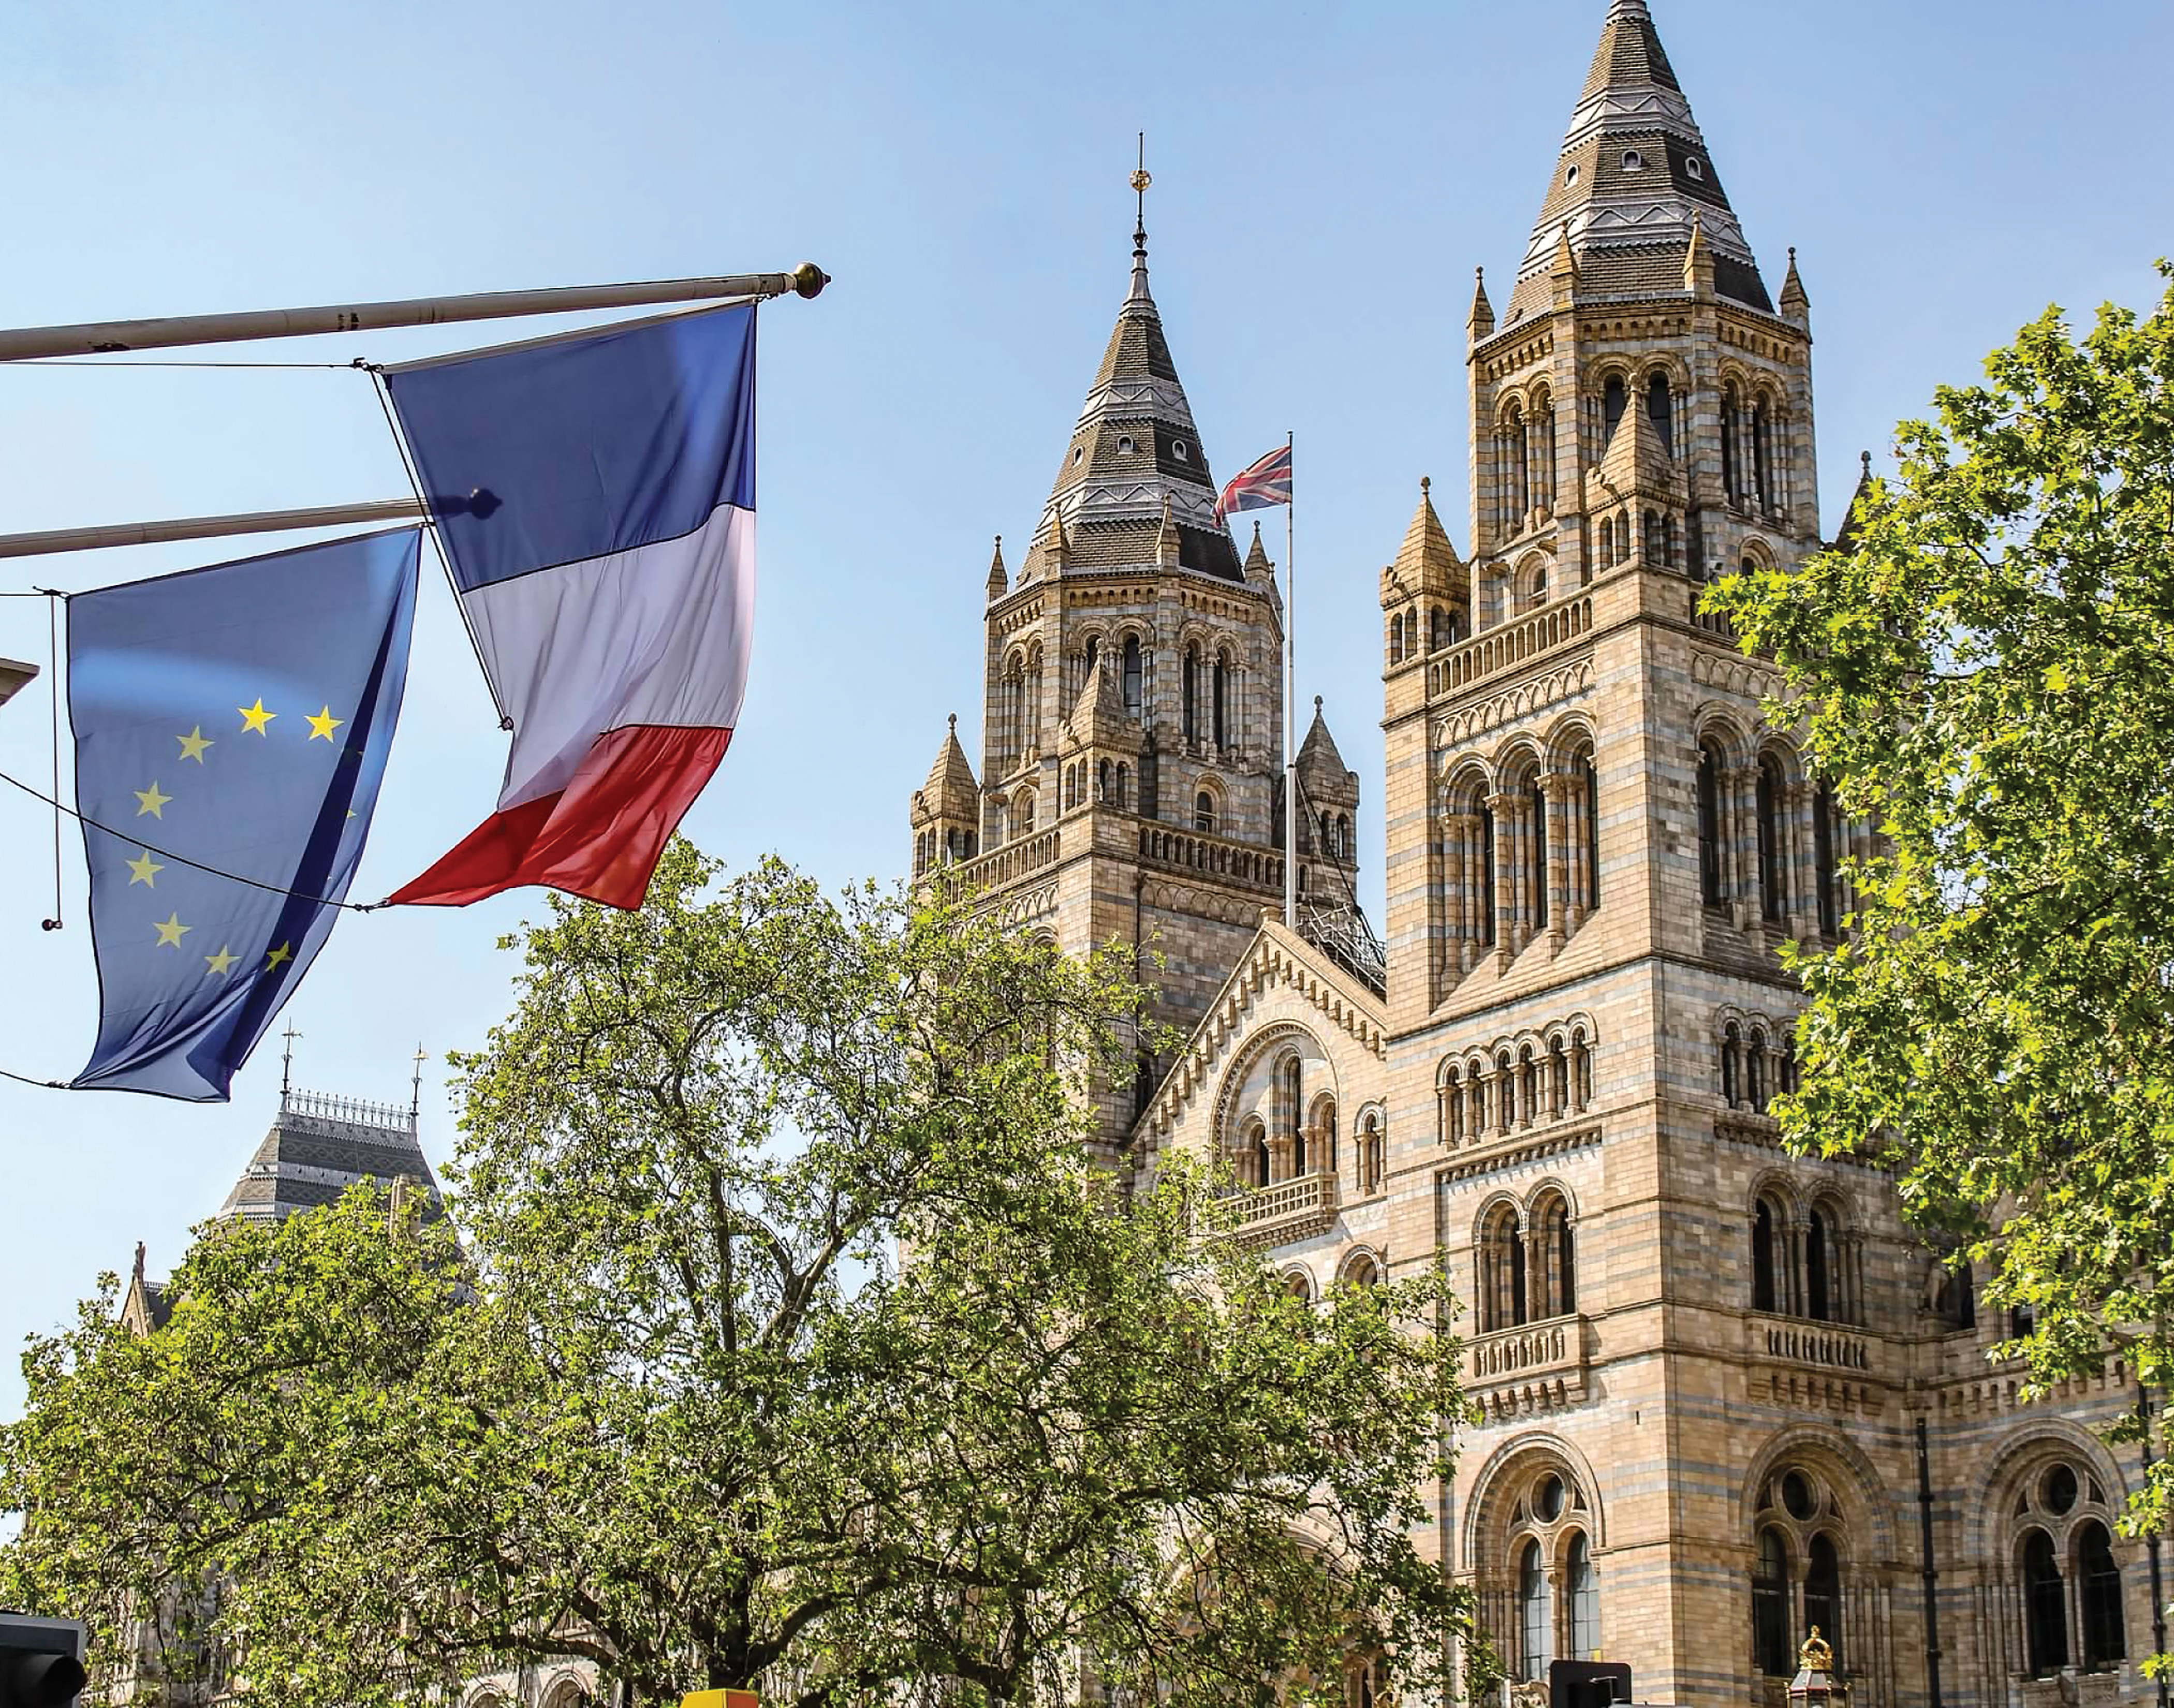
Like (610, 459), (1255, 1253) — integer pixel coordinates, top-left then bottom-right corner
(1860, 450), (1872, 473)
(1314, 695), (1324, 711)
(994, 534), (1001, 548)
(1788, 245), (1797, 261)
(1475, 266), (1484, 283)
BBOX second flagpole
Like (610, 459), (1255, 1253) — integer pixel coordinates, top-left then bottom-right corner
(1284, 430), (1297, 932)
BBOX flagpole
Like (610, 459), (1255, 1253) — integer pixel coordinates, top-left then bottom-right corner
(0, 498), (424, 561)
(0, 267), (828, 363)
(1284, 430), (1297, 932)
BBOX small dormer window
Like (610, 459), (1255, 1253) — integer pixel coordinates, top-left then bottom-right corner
(1564, 164), (1579, 186)
(1118, 435), (1136, 454)
(1174, 440), (1189, 462)
(1622, 148), (1644, 170)
(1072, 446), (1083, 464)
(1687, 157), (1706, 180)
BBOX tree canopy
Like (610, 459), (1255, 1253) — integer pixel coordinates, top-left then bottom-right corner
(2, 844), (1470, 1707)
(1707, 266), (2174, 1547)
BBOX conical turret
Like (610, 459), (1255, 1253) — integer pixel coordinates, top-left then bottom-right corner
(1501, 0), (1771, 326)
(911, 713), (982, 875)
(1033, 196), (1242, 582)
(986, 536), (1008, 601)
(1468, 267), (1495, 343)
(1780, 245), (1810, 327)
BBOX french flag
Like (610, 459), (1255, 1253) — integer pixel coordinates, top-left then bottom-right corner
(383, 305), (756, 910)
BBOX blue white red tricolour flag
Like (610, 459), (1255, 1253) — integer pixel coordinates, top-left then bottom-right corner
(1213, 441), (1292, 525)
(382, 305), (757, 910)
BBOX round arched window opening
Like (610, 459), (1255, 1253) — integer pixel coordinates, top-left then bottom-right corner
(1782, 1471), (1817, 1521)
(1622, 149), (1644, 170)
(1072, 446), (1083, 464)
(2044, 1464), (2079, 1515)
(1535, 1474), (1567, 1524)
(1687, 158), (1706, 180)
(1564, 164), (1579, 186)
(1118, 435), (1136, 454)
(1174, 440), (1189, 461)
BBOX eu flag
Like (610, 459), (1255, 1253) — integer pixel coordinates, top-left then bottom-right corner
(67, 529), (421, 1101)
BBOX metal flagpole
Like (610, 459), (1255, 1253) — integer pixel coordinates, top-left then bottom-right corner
(0, 498), (424, 560)
(1284, 430), (1297, 931)
(0, 266), (827, 363)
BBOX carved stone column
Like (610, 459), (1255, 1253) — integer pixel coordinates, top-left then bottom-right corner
(1486, 790), (1519, 963)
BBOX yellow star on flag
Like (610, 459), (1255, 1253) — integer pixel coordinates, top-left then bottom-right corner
(153, 912), (190, 948)
(176, 726), (214, 762)
(134, 781), (172, 819)
(263, 941), (294, 970)
(239, 697), (276, 735)
(125, 849), (163, 888)
(204, 946), (238, 976)
(306, 705), (344, 742)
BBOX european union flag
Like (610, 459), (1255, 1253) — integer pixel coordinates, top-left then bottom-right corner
(67, 529), (421, 1101)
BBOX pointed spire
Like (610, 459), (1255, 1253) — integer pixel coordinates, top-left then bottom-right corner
(1468, 266), (1495, 343)
(1156, 492), (1182, 569)
(1066, 658), (1136, 747)
(1780, 245), (1810, 325)
(1393, 475), (1464, 588)
(1596, 392), (1680, 506)
(1038, 154), (1241, 583)
(1830, 451), (1877, 553)
(1242, 518), (1274, 579)
(1505, 0), (1771, 321)
(986, 535), (1008, 600)
(1683, 210), (1715, 299)
(920, 713), (981, 815)
(1550, 222), (1579, 309)
(1129, 133), (1153, 304)
(1044, 507), (1070, 572)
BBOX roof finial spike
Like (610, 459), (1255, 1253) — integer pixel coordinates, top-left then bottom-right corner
(410, 1044), (427, 1126)
(1128, 134), (1153, 301)
(280, 1020), (301, 1099)
(1314, 694), (1324, 712)
(1421, 475), (1432, 494)
(948, 711), (958, 731)
(1861, 450), (1873, 475)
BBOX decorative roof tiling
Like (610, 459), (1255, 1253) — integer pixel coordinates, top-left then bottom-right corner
(217, 1086), (443, 1226)
(918, 715), (980, 815)
(1507, 0), (1771, 316)
(1037, 211), (1243, 583)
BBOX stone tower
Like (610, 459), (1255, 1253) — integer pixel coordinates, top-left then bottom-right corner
(908, 189), (1371, 1146)
(1138, 4), (2160, 1705)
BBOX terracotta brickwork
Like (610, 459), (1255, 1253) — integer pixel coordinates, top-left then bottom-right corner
(925, 5), (2162, 1705)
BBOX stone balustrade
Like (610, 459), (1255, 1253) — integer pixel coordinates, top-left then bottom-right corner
(1430, 595), (1593, 696)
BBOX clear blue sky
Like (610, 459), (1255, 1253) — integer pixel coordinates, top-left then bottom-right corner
(3, 0), (2170, 1414)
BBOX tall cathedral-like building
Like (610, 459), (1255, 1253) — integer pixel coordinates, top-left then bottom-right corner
(912, 4), (2157, 1706)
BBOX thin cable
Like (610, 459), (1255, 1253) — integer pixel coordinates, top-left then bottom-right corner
(0, 1065), (67, 1090)
(44, 594), (62, 931)
(0, 766), (381, 912)
(368, 367), (510, 730)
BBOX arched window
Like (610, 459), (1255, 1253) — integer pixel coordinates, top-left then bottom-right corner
(1752, 1196), (1779, 1313)
(1195, 790), (1216, 835)
(1805, 1535), (1844, 1674)
(1528, 776), (1549, 931)
(1568, 1533), (1599, 1660)
(1430, 606), (1447, 652)
(1806, 1208), (1832, 1322)
(1338, 813), (1352, 859)
(1509, 1218), (1529, 1324)
(1534, 1192), (1575, 1318)
(1389, 612), (1406, 664)
(1647, 372), (1673, 456)
(1252, 1129), (1271, 1189)
(1122, 635), (1143, 718)
(1182, 645), (1199, 746)
(1083, 635), (1099, 684)
(1213, 655), (1230, 749)
(1697, 743), (1724, 905)
(1947, 1258), (1977, 1331)
(1017, 792), (1036, 837)
(1098, 759), (1111, 802)
(1115, 762), (1130, 810)
(1518, 1539), (1552, 1680)
(1530, 558), (1549, 608)
(1580, 750), (1600, 909)
(1602, 374), (1627, 446)
(1280, 1055), (1304, 1177)
(1721, 383), (1741, 501)
(2079, 1519), (2126, 1670)
(1814, 782), (1839, 935)
(1643, 508), (1661, 564)
(1757, 755), (1787, 922)
(1753, 1527), (1791, 1676)
(1360, 1113), (1384, 1195)
(1598, 516), (1616, 570)
(1477, 799), (1497, 945)
(1747, 1027), (1767, 1112)
(1722, 1021), (1741, 1108)
(2023, 1528), (2067, 1675)
(1753, 398), (1773, 509)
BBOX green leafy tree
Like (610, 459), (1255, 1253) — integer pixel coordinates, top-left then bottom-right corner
(1706, 267), (2174, 1559)
(3, 845), (1469, 1707)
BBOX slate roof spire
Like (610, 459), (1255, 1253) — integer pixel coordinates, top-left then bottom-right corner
(1503, 0), (1771, 322)
(218, 1080), (444, 1226)
(1023, 152), (1242, 584)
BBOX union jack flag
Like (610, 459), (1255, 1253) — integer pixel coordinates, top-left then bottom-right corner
(1214, 441), (1292, 525)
